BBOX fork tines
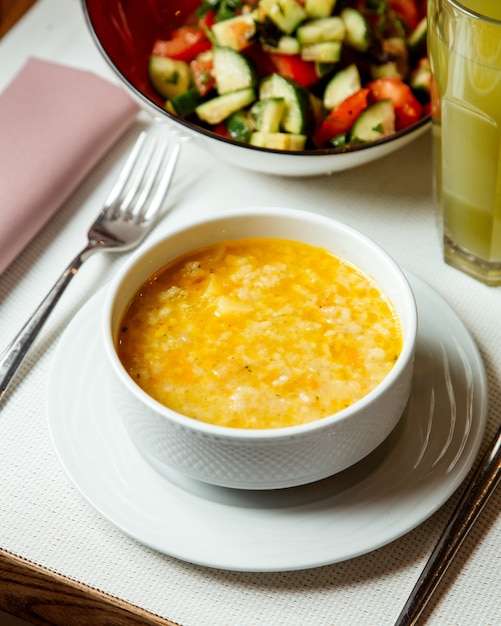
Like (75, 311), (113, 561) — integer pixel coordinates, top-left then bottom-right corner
(105, 130), (181, 223)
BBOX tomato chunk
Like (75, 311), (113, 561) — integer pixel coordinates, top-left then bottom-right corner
(212, 122), (231, 138)
(152, 26), (212, 63)
(389, 0), (420, 31)
(367, 77), (422, 130)
(269, 53), (319, 88)
(198, 10), (216, 30)
(190, 57), (215, 96)
(315, 88), (370, 146)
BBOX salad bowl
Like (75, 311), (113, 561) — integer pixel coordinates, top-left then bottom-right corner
(83, 0), (430, 176)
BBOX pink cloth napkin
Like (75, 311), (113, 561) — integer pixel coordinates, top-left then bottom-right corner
(0, 57), (140, 275)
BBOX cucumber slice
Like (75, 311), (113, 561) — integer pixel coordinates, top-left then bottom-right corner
(250, 131), (306, 150)
(213, 46), (257, 95)
(297, 17), (345, 45)
(315, 61), (336, 78)
(212, 13), (256, 51)
(350, 99), (395, 143)
(370, 62), (402, 80)
(149, 56), (191, 100)
(330, 133), (348, 148)
(340, 8), (371, 52)
(167, 87), (203, 117)
(251, 97), (286, 132)
(409, 57), (431, 102)
(259, 73), (314, 134)
(196, 88), (256, 125)
(407, 17), (427, 62)
(259, 0), (307, 34)
(263, 35), (301, 55)
(301, 41), (342, 63)
(371, 37), (408, 80)
(305, 0), (337, 19)
(323, 63), (361, 110)
(226, 110), (255, 142)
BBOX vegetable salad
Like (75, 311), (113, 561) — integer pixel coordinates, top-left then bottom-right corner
(148, 0), (429, 150)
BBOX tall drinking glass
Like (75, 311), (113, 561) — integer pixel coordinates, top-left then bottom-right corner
(428, 0), (501, 285)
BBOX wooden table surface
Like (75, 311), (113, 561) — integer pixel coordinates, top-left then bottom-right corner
(0, 0), (37, 36)
(0, 550), (179, 625)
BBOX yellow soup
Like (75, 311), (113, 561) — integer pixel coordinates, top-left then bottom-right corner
(117, 238), (402, 429)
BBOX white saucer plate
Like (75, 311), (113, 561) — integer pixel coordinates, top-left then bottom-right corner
(47, 272), (488, 572)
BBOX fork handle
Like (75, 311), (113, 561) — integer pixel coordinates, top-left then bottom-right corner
(394, 424), (501, 625)
(0, 245), (95, 402)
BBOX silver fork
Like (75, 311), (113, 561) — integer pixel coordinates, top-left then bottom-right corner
(0, 130), (180, 403)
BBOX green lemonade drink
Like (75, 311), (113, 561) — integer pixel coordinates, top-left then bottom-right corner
(428, 0), (501, 284)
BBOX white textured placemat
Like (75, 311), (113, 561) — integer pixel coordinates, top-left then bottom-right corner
(1, 2), (500, 625)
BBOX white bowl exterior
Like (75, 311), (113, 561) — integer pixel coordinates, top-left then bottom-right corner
(150, 108), (430, 178)
(194, 123), (429, 177)
(103, 208), (417, 489)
